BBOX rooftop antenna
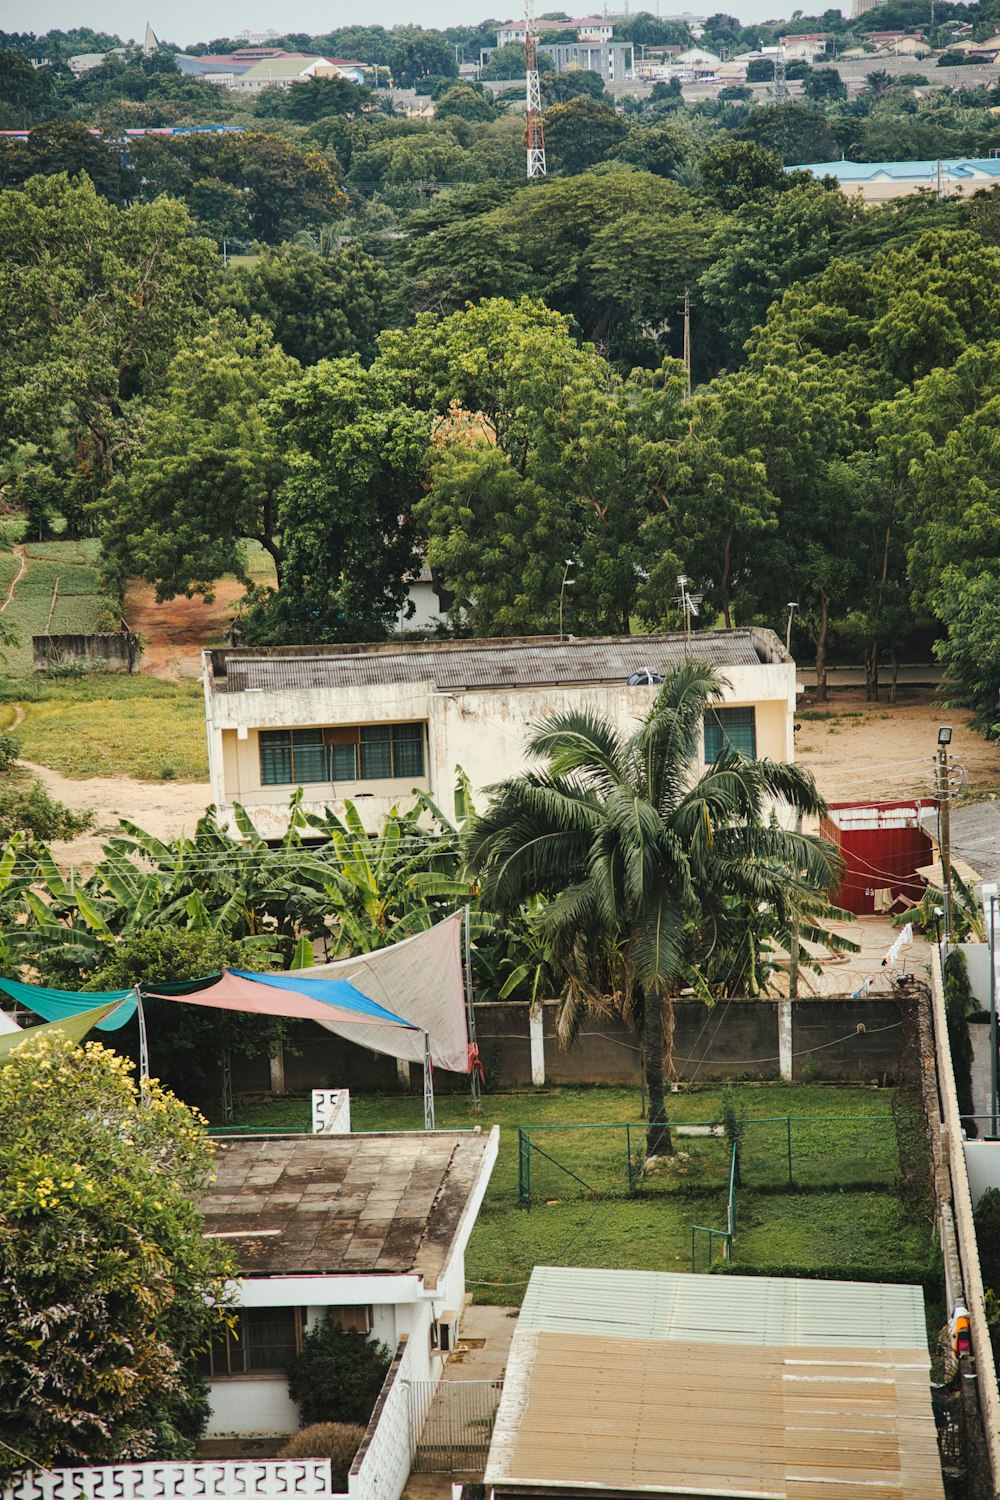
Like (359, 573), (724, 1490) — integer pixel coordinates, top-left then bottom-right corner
(525, 0), (547, 178)
(674, 575), (702, 638)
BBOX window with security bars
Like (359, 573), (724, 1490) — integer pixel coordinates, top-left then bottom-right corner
(258, 724), (426, 786)
(199, 1307), (303, 1377)
(704, 707), (757, 761)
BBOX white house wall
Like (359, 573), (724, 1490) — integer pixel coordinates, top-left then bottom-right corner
(205, 662), (797, 838)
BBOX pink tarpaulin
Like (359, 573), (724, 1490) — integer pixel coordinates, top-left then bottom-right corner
(144, 970), (419, 1029)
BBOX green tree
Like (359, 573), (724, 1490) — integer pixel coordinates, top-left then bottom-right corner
(732, 101), (838, 164)
(220, 244), (389, 365)
(613, 118), (696, 179)
(698, 139), (790, 210)
(0, 120), (125, 200)
(128, 130), (347, 243)
(540, 68), (608, 103)
(101, 314), (299, 599)
(802, 65), (847, 101)
(481, 43), (550, 80)
(0, 174), (216, 524)
(0, 48), (55, 125)
(934, 570), (1000, 739)
(466, 662), (840, 1153)
(0, 1031), (232, 1475)
(383, 297), (687, 634)
(544, 96), (629, 173)
(700, 180), (857, 358)
(434, 83), (496, 121)
(240, 358), (432, 644)
(254, 74), (372, 122)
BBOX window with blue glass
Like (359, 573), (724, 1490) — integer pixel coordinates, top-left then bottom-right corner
(259, 724), (426, 786)
(703, 707), (756, 761)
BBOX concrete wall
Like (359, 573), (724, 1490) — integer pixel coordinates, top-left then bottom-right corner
(205, 657), (797, 838)
(230, 996), (906, 1097)
(33, 632), (141, 673)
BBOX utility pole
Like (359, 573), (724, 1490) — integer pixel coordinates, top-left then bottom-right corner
(525, 0), (547, 178)
(788, 809), (803, 999)
(937, 725), (953, 941)
(682, 289), (692, 404)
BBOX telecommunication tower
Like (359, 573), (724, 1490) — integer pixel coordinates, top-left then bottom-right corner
(525, 0), (547, 178)
(773, 43), (789, 101)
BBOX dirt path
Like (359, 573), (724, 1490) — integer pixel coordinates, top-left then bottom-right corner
(1, 544), (26, 613)
(126, 579), (247, 681)
(24, 759), (211, 873)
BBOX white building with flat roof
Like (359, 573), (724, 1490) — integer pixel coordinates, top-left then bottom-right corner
(202, 629), (798, 840)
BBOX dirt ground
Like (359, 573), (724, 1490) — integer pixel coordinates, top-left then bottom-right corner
(25, 758), (212, 873)
(126, 579), (246, 680)
(794, 685), (1000, 803)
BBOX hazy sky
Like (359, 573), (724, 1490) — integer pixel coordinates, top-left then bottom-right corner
(5, 1), (847, 49)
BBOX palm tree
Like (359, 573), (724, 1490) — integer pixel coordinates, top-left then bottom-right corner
(465, 661), (844, 1155)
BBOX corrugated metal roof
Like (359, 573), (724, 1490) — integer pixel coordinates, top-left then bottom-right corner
(216, 632), (768, 695)
(488, 1268), (942, 1499)
(517, 1265), (929, 1349)
(793, 156), (1000, 182)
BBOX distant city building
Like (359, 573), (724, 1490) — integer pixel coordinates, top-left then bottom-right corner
(539, 40), (635, 80)
(173, 49), (367, 89)
(851, 0), (887, 17)
(495, 16), (613, 47)
(233, 27), (281, 45)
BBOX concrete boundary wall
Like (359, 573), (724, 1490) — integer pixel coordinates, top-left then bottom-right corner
(230, 996), (907, 1100)
(930, 949), (1000, 1493)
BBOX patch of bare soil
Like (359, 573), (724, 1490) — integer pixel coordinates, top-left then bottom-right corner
(25, 759), (211, 875)
(126, 579), (247, 681)
(795, 686), (1000, 804)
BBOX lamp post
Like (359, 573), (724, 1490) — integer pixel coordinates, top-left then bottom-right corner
(785, 601), (798, 656)
(559, 558), (576, 641)
(937, 725), (953, 941)
(984, 881), (998, 1139)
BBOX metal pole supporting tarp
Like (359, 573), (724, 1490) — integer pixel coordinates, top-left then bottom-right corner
(464, 904), (481, 1109)
(423, 1030), (436, 1131)
(133, 984), (150, 1103)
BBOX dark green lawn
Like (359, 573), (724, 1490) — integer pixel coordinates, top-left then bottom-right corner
(226, 1083), (934, 1308)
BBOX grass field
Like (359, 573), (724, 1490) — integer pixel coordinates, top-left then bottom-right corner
(226, 1084), (935, 1306)
(0, 537), (114, 676)
(0, 675), (208, 780)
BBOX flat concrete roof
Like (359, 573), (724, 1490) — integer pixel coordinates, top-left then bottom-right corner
(200, 1130), (496, 1285)
(487, 1267), (944, 1500)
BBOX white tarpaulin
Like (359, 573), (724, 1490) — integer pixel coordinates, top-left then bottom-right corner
(0, 1008), (20, 1034)
(308, 910), (472, 1074)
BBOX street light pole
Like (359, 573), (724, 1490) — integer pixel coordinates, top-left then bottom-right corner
(559, 558), (576, 641)
(984, 881), (999, 1139)
(785, 601), (798, 656)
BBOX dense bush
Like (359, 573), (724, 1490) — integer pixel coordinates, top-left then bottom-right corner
(286, 1317), (392, 1428)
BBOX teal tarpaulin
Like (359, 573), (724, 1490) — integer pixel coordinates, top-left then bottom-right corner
(0, 977), (136, 1031)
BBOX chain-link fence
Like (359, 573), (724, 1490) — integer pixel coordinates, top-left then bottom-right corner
(516, 1115), (898, 1206)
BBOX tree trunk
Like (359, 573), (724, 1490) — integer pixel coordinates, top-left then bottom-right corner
(813, 593), (831, 703)
(644, 987), (673, 1157)
(864, 638), (879, 703)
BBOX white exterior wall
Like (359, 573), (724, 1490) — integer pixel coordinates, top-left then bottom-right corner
(205, 660), (796, 838)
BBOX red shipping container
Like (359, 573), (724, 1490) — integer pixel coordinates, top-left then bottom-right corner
(819, 800), (936, 916)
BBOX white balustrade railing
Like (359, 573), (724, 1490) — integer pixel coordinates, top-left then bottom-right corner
(4, 1461), (337, 1500)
